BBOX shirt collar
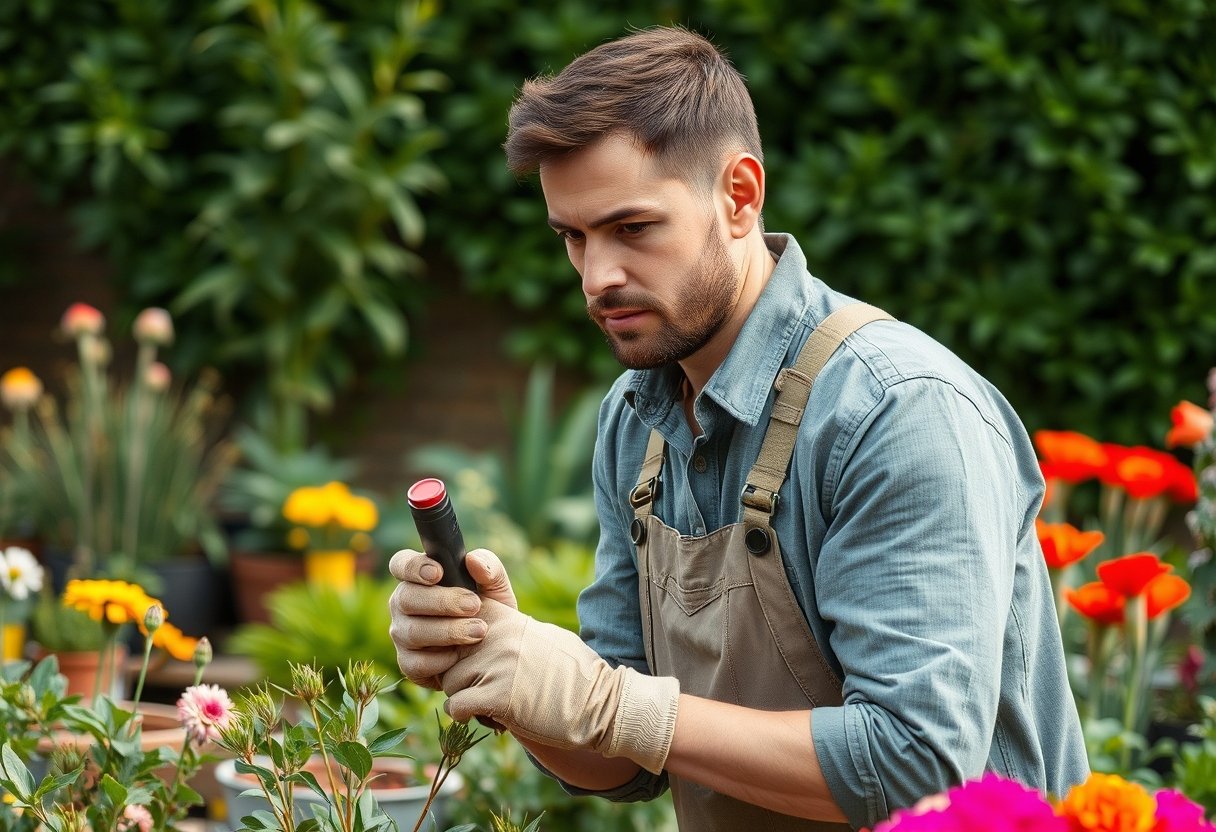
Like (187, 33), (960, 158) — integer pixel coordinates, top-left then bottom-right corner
(623, 232), (814, 427)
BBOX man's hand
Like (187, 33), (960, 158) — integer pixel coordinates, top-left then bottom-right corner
(387, 547), (517, 689)
(441, 598), (680, 774)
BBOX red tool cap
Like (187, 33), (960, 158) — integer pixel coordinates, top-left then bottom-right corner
(407, 478), (447, 509)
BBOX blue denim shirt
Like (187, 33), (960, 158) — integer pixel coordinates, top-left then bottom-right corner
(567, 233), (1088, 829)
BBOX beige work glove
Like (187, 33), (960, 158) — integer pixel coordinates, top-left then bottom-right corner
(441, 598), (680, 774)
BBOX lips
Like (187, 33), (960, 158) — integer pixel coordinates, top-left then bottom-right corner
(600, 309), (650, 330)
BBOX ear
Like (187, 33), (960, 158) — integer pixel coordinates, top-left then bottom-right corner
(719, 153), (765, 240)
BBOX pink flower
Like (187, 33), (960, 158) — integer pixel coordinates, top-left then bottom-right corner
(145, 361), (171, 392)
(61, 302), (105, 337)
(1179, 646), (1205, 696)
(873, 774), (1066, 832)
(1153, 789), (1216, 831)
(133, 307), (174, 346)
(177, 683), (234, 746)
(117, 804), (153, 832)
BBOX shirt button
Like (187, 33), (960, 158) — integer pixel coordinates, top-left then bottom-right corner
(693, 455), (707, 473)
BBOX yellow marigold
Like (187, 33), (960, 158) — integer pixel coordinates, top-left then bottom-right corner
(335, 494), (378, 532)
(1056, 773), (1156, 832)
(286, 526), (311, 550)
(283, 486), (333, 527)
(63, 579), (161, 628)
(152, 621), (199, 662)
(0, 367), (43, 410)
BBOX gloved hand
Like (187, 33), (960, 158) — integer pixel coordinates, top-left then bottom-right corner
(441, 598), (680, 774)
(388, 547), (517, 690)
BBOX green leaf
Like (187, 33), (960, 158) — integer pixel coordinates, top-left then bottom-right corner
(100, 774), (128, 804)
(333, 741), (373, 780)
(367, 727), (409, 755)
(0, 743), (35, 799)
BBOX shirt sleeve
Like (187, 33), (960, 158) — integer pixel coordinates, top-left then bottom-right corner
(523, 396), (670, 803)
(809, 376), (1022, 830)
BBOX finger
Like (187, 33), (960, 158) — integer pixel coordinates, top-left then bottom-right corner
(396, 647), (460, 689)
(391, 614), (487, 651)
(389, 579), (482, 618)
(444, 687), (498, 724)
(465, 549), (518, 609)
(388, 549), (443, 584)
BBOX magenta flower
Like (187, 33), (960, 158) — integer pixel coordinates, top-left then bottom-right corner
(177, 683), (235, 746)
(1154, 789), (1216, 831)
(116, 804), (153, 832)
(873, 774), (1066, 832)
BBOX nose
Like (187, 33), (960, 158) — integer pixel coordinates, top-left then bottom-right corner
(579, 239), (627, 298)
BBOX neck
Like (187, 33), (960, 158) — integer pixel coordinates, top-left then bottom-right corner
(679, 231), (776, 397)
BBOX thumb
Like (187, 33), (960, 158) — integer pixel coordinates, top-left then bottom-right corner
(465, 548), (517, 609)
(445, 686), (497, 724)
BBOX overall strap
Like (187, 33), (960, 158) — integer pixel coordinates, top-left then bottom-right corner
(630, 428), (666, 518)
(741, 303), (894, 536)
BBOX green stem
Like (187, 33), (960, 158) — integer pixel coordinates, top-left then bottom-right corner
(131, 631), (155, 708)
(122, 343), (156, 564)
(1121, 595), (1148, 770)
(309, 699), (347, 831)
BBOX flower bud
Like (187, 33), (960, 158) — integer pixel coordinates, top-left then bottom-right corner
(145, 361), (171, 393)
(290, 661), (326, 703)
(50, 743), (87, 777)
(81, 334), (111, 367)
(245, 685), (280, 733)
(344, 659), (384, 706)
(61, 303), (105, 337)
(15, 683), (36, 712)
(217, 711), (257, 758)
(193, 636), (212, 669)
(143, 603), (164, 635)
(133, 307), (174, 346)
(0, 367), (43, 410)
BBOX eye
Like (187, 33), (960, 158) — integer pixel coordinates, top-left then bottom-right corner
(619, 222), (651, 236)
(557, 229), (584, 243)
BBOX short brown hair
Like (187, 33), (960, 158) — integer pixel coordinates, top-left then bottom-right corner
(504, 27), (762, 182)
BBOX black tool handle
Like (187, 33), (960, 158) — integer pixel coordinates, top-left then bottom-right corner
(407, 478), (479, 592)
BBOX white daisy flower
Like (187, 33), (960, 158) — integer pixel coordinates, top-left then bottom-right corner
(0, 547), (44, 602)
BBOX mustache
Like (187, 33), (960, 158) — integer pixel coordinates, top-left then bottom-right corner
(587, 291), (659, 319)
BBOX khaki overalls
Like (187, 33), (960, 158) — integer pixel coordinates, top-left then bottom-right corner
(628, 304), (892, 831)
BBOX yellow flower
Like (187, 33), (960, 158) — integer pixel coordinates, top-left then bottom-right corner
(63, 579), (162, 630)
(152, 621), (199, 662)
(335, 494), (378, 532)
(287, 527), (311, 550)
(1056, 772), (1156, 832)
(0, 367), (43, 410)
(350, 532), (372, 552)
(283, 486), (332, 527)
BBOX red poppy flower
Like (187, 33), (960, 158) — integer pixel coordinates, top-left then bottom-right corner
(1035, 520), (1104, 570)
(1166, 464), (1198, 504)
(1066, 582), (1126, 626)
(1034, 431), (1108, 484)
(1145, 573), (1190, 620)
(1166, 401), (1214, 449)
(1099, 445), (1177, 499)
(1096, 552), (1172, 598)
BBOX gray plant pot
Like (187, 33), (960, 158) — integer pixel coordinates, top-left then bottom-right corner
(214, 755), (463, 831)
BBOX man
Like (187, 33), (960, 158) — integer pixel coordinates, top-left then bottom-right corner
(389, 26), (1088, 831)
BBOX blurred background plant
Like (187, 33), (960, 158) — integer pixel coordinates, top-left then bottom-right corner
(0, 303), (237, 585)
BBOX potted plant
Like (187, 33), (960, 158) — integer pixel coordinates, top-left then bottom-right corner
(0, 592), (234, 830)
(213, 660), (474, 832)
(0, 303), (239, 638)
(219, 427), (366, 623)
(280, 481), (378, 591)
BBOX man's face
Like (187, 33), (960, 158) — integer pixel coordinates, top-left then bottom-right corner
(540, 134), (740, 370)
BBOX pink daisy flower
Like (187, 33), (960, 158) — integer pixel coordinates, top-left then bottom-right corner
(117, 804), (153, 832)
(176, 683), (235, 746)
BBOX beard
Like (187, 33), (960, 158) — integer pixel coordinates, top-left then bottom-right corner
(587, 219), (738, 370)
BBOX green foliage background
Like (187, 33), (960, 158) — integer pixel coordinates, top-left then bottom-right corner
(421, 0), (1216, 444)
(2, 0), (1214, 442)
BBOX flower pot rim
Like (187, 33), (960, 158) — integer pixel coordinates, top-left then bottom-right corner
(214, 755), (462, 801)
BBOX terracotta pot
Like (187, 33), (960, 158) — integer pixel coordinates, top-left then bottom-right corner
(35, 645), (129, 700)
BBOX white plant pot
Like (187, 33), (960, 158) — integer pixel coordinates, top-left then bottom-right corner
(214, 755), (463, 831)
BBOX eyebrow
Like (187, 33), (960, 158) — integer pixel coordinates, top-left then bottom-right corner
(547, 205), (658, 232)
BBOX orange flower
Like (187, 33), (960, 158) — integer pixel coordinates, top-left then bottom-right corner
(1166, 464), (1198, 503)
(1096, 553), (1172, 598)
(1145, 573), (1190, 620)
(1036, 520), (1104, 570)
(1166, 400), (1214, 448)
(1034, 430), (1108, 484)
(1056, 772), (1156, 832)
(1066, 582), (1126, 626)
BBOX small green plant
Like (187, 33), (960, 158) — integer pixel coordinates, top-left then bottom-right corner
(1170, 695), (1216, 816)
(216, 660), (486, 832)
